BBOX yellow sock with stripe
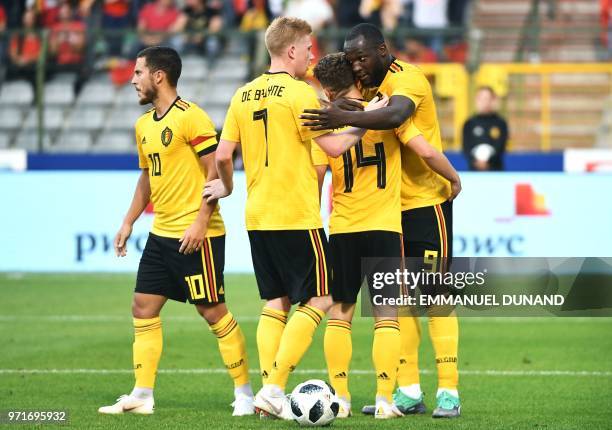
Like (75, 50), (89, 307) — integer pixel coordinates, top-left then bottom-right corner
(428, 314), (459, 390)
(373, 320), (401, 402)
(133, 317), (163, 389)
(210, 312), (250, 387)
(257, 307), (288, 385)
(267, 305), (325, 390)
(324, 319), (352, 400)
(397, 316), (422, 387)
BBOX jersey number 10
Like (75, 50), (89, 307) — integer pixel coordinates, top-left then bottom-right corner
(342, 141), (386, 192)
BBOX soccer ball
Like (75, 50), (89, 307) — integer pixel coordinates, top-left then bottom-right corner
(290, 379), (339, 426)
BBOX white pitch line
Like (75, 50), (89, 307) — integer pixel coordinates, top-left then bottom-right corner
(0, 315), (610, 323)
(0, 368), (609, 377)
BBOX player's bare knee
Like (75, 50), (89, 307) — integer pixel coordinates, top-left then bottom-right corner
(131, 293), (164, 319)
(306, 294), (333, 313)
(327, 302), (355, 321)
(196, 303), (228, 325)
(265, 296), (291, 313)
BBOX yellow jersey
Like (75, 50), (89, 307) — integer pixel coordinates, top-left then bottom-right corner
(135, 97), (224, 238)
(376, 58), (451, 210)
(312, 123), (420, 235)
(221, 71), (328, 230)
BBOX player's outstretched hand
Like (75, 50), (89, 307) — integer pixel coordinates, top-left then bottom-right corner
(114, 223), (133, 257)
(179, 222), (206, 254)
(333, 97), (364, 112)
(364, 93), (389, 111)
(203, 179), (230, 203)
(449, 178), (462, 201)
(301, 99), (349, 131)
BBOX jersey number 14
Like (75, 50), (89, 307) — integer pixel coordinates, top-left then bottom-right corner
(342, 141), (386, 192)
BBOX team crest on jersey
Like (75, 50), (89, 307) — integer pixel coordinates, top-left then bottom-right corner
(161, 127), (173, 147)
(490, 126), (501, 139)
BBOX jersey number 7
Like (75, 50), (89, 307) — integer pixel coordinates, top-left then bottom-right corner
(252, 108), (269, 166)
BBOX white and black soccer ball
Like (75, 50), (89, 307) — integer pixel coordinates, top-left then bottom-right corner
(290, 379), (339, 426)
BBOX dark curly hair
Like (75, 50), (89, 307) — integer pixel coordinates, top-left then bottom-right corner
(313, 52), (355, 94)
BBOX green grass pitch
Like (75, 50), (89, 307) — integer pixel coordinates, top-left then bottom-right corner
(1, 273), (611, 429)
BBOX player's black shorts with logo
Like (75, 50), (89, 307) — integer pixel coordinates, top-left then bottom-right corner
(329, 230), (402, 304)
(402, 200), (453, 271)
(136, 232), (225, 304)
(248, 228), (329, 304)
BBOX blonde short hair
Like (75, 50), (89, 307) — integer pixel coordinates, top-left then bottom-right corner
(264, 17), (312, 57)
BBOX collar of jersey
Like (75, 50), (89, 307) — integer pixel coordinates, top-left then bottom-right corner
(264, 71), (294, 78)
(152, 96), (181, 122)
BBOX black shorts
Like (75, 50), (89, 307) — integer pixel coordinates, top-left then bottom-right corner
(402, 200), (453, 272)
(329, 231), (402, 304)
(135, 233), (225, 304)
(248, 228), (329, 304)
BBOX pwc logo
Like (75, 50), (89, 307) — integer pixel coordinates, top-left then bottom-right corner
(515, 183), (550, 216)
(144, 202), (154, 215)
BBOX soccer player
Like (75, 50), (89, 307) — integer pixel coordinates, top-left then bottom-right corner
(312, 52), (420, 419)
(98, 46), (253, 416)
(203, 17), (387, 420)
(301, 23), (463, 418)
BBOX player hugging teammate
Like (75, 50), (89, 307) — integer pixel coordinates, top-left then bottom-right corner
(101, 16), (463, 422)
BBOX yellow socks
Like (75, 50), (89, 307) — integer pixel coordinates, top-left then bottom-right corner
(324, 319), (352, 400)
(210, 312), (250, 387)
(268, 305), (325, 390)
(428, 314), (459, 391)
(397, 315), (422, 387)
(372, 320), (401, 402)
(133, 317), (163, 389)
(257, 307), (288, 385)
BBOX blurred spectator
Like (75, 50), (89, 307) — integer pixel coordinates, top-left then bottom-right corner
(412, 0), (448, 56)
(102, 0), (132, 57)
(602, 0), (611, 58)
(447, 0), (469, 27)
(0, 3), (5, 31)
(240, 0), (271, 31)
(335, 0), (363, 28)
(49, 2), (86, 66)
(359, 0), (402, 31)
(7, 8), (41, 84)
(25, 0), (61, 28)
(284, 0), (333, 31)
(138, 0), (181, 48)
(0, 0), (26, 29)
(397, 37), (438, 63)
(462, 86), (508, 171)
(175, 0), (224, 58)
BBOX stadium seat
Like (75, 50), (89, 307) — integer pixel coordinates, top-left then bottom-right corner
(45, 82), (75, 106)
(0, 133), (12, 148)
(76, 82), (116, 106)
(209, 59), (248, 81)
(13, 130), (54, 152)
(105, 107), (147, 130)
(115, 84), (139, 106)
(92, 131), (135, 153)
(202, 82), (238, 105)
(0, 107), (26, 131)
(65, 106), (107, 131)
(50, 131), (93, 153)
(181, 55), (209, 80)
(23, 107), (65, 131)
(0, 80), (34, 106)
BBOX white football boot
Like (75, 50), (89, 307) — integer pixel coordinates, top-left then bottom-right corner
(253, 385), (293, 420)
(98, 394), (154, 415)
(336, 396), (352, 418)
(374, 398), (403, 419)
(231, 392), (255, 416)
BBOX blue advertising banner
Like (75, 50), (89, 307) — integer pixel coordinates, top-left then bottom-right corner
(0, 172), (610, 272)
